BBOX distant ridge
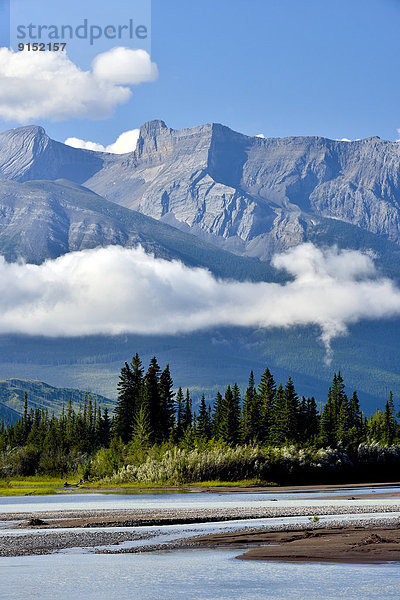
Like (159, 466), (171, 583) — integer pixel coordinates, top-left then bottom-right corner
(0, 378), (116, 424)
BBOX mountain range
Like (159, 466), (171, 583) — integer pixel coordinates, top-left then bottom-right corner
(0, 120), (400, 415)
(2, 121), (400, 269)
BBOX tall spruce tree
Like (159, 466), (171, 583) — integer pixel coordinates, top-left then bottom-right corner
(348, 390), (363, 444)
(259, 367), (276, 444)
(383, 391), (396, 444)
(144, 356), (162, 443)
(283, 376), (299, 443)
(305, 397), (319, 445)
(320, 387), (336, 446)
(226, 384), (241, 445)
(197, 395), (212, 440)
(270, 383), (286, 446)
(175, 387), (185, 441)
(114, 354), (144, 442)
(182, 389), (193, 431)
(241, 371), (259, 443)
(159, 364), (175, 440)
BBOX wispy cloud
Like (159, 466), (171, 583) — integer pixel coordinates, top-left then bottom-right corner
(65, 129), (140, 154)
(0, 244), (399, 362)
(0, 47), (158, 122)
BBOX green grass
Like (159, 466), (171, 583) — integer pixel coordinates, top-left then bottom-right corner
(0, 476), (75, 496)
(0, 487), (56, 496)
(0, 476), (277, 495)
(8, 476), (69, 487)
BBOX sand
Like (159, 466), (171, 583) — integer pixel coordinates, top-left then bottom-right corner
(194, 525), (400, 564)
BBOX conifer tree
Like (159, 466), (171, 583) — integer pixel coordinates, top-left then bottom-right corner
(241, 371), (259, 443)
(23, 392), (28, 423)
(258, 367), (275, 444)
(175, 387), (185, 440)
(114, 354), (144, 442)
(159, 364), (175, 440)
(337, 395), (351, 446)
(144, 356), (162, 442)
(87, 394), (94, 442)
(283, 376), (299, 443)
(132, 402), (152, 449)
(305, 396), (319, 444)
(320, 387), (336, 446)
(225, 384), (241, 445)
(196, 395), (212, 440)
(269, 383), (286, 446)
(101, 408), (112, 447)
(348, 390), (363, 444)
(383, 391), (396, 444)
(182, 389), (193, 431)
(213, 391), (225, 440)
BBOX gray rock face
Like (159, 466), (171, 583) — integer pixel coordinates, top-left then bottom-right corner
(0, 125), (106, 183)
(84, 123), (400, 259)
(0, 178), (277, 282)
(1, 122), (400, 261)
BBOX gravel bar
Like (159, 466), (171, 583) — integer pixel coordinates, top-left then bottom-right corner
(2, 503), (400, 524)
(1, 503), (400, 557)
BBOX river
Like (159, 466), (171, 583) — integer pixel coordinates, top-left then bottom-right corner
(1, 486), (399, 599)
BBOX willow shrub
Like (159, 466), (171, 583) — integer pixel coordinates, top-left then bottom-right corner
(101, 444), (348, 485)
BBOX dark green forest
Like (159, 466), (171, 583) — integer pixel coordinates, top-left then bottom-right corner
(0, 354), (399, 484)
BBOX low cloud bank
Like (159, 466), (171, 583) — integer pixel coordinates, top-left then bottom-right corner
(0, 47), (158, 122)
(0, 243), (399, 361)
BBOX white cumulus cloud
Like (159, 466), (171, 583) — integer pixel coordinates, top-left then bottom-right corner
(64, 138), (106, 152)
(0, 243), (399, 364)
(92, 47), (158, 85)
(0, 47), (158, 122)
(65, 129), (140, 154)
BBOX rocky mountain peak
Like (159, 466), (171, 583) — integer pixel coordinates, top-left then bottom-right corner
(135, 120), (173, 160)
(0, 124), (49, 152)
(139, 119), (169, 138)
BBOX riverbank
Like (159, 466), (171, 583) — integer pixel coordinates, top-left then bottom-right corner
(1, 498), (400, 557)
(194, 524), (400, 564)
(1, 514), (400, 559)
(2, 478), (400, 497)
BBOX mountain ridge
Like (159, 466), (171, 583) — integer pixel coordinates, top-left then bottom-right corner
(0, 122), (399, 412)
(0, 378), (116, 424)
(2, 121), (399, 262)
(0, 177), (281, 281)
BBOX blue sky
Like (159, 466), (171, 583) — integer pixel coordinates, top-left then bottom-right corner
(1, 0), (400, 145)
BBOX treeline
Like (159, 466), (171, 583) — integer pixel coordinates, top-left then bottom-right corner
(0, 393), (112, 476)
(0, 353), (398, 478)
(111, 354), (397, 448)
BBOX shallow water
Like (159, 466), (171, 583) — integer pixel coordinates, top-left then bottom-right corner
(1, 549), (399, 600)
(1, 486), (400, 514)
(1, 487), (400, 599)
(3, 511), (400, 541)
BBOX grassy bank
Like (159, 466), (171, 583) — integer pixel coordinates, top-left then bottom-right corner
(0, 476), (277, 496)
(0, 476), (72, 497)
